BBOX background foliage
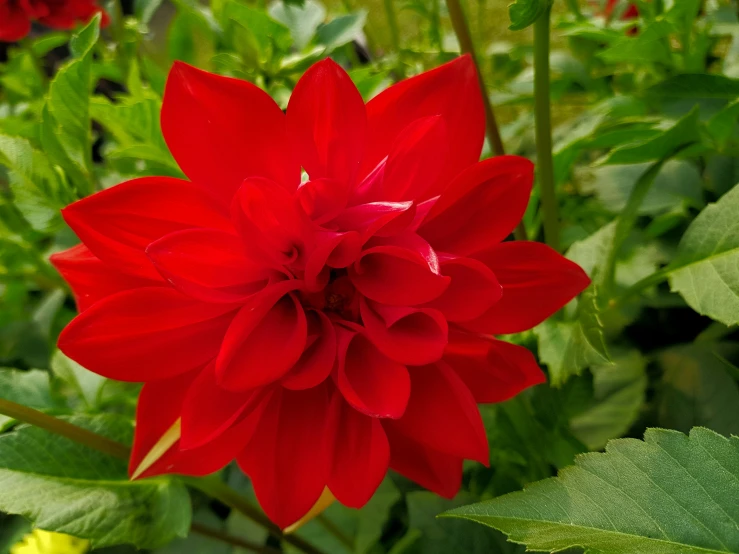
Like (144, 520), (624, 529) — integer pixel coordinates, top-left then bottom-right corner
(1, 0), (739, 553)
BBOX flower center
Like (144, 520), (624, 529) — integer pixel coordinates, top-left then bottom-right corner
(301, 270), (360, 321)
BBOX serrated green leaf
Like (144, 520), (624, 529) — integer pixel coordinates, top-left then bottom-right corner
(508, 0), (549, 32)
(668, 184), (739, 325)
(0, 415), (191, 549)
(658, 343), (739, 436)
(444, 427), (739, 554)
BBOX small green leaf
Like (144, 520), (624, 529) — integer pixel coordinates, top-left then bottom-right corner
(508, 0), (549, 32)
(315, 11), (367, 50)
(668, 184), (739, 325)
(444, 427), (739, 554)
(599, 20), (674, 65)
(0, 415), (191, 549)
(135, 0), (165, 24)
(226, 1), (292, 59)
(269, 0), (326, 50)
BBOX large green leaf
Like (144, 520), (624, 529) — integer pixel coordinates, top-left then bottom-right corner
(0, 368), (53, 431)
(658, 343), (739, 436)
(444, 427), (739, 554)
(0, 415), (191, 549)
(648, 74), (739, 99)
(668, 184), (739, 325)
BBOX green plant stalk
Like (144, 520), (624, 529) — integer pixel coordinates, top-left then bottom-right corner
(316, 514), (354, 550)
(533, 5), (560, 251)
(445, 0), (527, 240)
(0, 399), (326, 554)
(190, 522), (280, 554)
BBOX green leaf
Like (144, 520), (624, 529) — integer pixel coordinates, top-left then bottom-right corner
(226, 1), (292, 58)
(315, 11), (367, 50)
(444, 427), (739, 554)
(135, 0), (165, 24)
(647, 74), (739, 99)
(51, 350), (106, 410)
(570, 350), (648, 450)
(0, 369), (53, 431)
(601, 107), (701, 165)
(508, 0), (549, 32)
(668, 184), (739, 326)
(0, 134), (71, 232)
(707, 99), (739, 149)
(658, 343), (739, 436)
(598, 20), (674, 65)
(269, 0), (326, 50)
(0, 415), (191, 549)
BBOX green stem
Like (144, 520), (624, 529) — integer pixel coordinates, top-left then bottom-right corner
(190, 522), (280, 554)
(533, 5), (560, 251)
(608, 268), (670, 309)
(316, 514), (353, 550)
(0, 398), (130, 460)
(185, 477), (327, 554)
(383, 0), (404, 76)
(445, 0), (526, 240)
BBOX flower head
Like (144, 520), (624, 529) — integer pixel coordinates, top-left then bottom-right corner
(0, 0), (108, 42)
(54, 56), (590, 528)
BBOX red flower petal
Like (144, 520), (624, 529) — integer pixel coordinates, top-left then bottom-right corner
(62, 177), (232, 280)
(383, 423), (462, 498)
(348, 237), (450, 306)
(146, 228), (279, 303)
(180, 362), (266, 450)
(360, 298), (448, 365)
(334, 324), (410, 419)
(296, 178), (350, 225)
(304, 231), (362, 291)
(58, 287), (236, 382)
(444, 330), (546, 403)
(333, 201), (416, 242)
(328, 394), (389, 507)
(418, 156), (534, 256)
(386, 361), (488, 464)
(0, 3), (31, 41)
(421, 255), (502, 322)
(463, 241), (591, 334)
(50, 244), (160, 311)
(238, 385), (331, 529)
(362, 55), (484, 199)
(282, 310), (336, 390)
(216, 286), (307, 391)
(287, 58), (367, 186)
(162, 62), (298, 202)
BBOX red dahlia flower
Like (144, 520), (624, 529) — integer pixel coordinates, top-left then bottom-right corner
(53, 56), (590, 529)
(0, 0), (108, 42)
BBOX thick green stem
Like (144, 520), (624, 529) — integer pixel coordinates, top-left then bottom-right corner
(0, 398), (130, 460)
(445, 0), (526, 239)
(185, 477), (327, 554)
(533, 5), (560, 251)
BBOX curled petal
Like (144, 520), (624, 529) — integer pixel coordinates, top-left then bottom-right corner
(238, 385), (331, 529)
(386, 361), (488, 464)
(296, 178), (350, 225)
(216, 286), (307, 391)
(328, 394), (389, 507)
(62, 177), (232, 280)
(304, 231), (362, 292)
(146, 228), (281, 303)
(162, 61), (298, 202)
(50, 244), (160, 311)
(363, 55), (484, 199)
(383, 423), (462, 499)
(333, 201), (416, 242)
(334, 324), (410, 419)
(58, 287), (237, 382)
(422, 255), (502, 322)
(418, 156), (534, 256)
(463, 241), (591, 334)
(282, 310), (336, 390)
(287, 58), (367, 185)
(360, 298), (448, 365)
(444, 330), (545, 403)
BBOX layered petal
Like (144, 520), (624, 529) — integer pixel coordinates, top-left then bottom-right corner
(334, 324), (410, 419)
(360, 299), (447, 365)
(332, 201), (416, 242)
(418, 156), (534, 256)
(62, 177), (232, 280)
(162, 62), (298, 202)
(50, 244), (159, 311)
(287, 58), (366, 186)
(463, 241), (591, 334)
(422, 255), (502, 322)
(362, 55), (484, 198)
(296, 178), (350, 225)
(386, 361), (488, 464)
(304, 230), (362, 291)
(328, 395), (389, 507)
(58, 287), (237, 382)
(237, 385), (331, 529)
(444, 330), (546, 403)
(383, 423), (462, 498)
(216, 285), (307, 391)
(146, 228), (279, 303)
(282, 310), (336, 390)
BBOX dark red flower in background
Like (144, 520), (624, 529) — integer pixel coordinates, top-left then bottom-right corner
(53, 56), (590, 529)
(0, 0), (108, 42)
